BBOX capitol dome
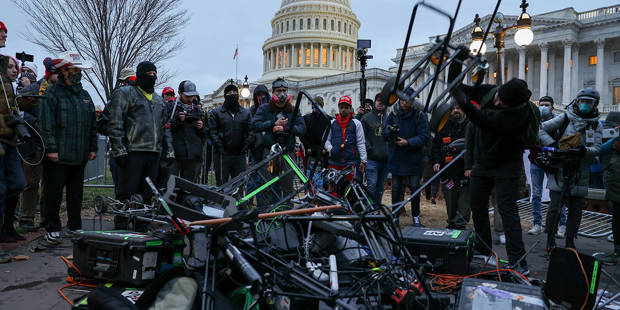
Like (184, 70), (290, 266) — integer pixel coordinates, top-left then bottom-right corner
(260, 0), (361, 82)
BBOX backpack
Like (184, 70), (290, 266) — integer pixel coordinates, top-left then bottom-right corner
(479, 86), (541, 149)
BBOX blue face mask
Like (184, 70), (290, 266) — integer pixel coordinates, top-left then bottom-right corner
(579, 103), (592, 115)
(539, 106), (550, 117)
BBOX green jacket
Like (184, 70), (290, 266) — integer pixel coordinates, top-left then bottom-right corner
(38, 79), (98, 165)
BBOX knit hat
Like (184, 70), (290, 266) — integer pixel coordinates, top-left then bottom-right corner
(498, 78), (531, 107)
(43, 57), (58, 80)
(272, 78), (288, 90)
(0, 21), (6, 33)
(224, 83), (238, 94)
(338, 95), (352, 106)
(136, 61), (156, 75)
(22, 62), (38, 76)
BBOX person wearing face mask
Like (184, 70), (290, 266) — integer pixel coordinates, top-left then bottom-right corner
(38, 51), (98, 245)
(249, 84), (269, 164)
(538, 88), (602, 251)
(430, 101), (471, 229)
(252, 78), (306, 206)
(208, 83), (252, 186)
(0, 21), (27, 262)
(168, 80), (207, 183)
(108, 61), (174, 203)
(527, 96), (566, 237)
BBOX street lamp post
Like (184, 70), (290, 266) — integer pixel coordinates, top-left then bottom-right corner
(240, 75), (250, 108)
(475, 0), (533, 85)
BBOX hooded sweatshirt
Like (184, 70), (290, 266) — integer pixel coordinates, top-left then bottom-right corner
(361, 105), (389, 162)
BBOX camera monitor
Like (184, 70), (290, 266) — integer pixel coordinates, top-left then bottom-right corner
(357, 39), (371, 49)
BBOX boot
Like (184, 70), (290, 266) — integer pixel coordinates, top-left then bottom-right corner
(4, 195), (25, 241)
(594, 245), (620, 265)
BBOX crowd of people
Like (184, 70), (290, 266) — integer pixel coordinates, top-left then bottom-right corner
(0, 19), (618, 271)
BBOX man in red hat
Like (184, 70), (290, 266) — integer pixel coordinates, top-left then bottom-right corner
(325, 95), (366, 184)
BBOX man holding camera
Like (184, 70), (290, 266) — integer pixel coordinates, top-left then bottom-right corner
(451, 78), (532, 274)
(383, 88), (430, 227)
(252, 78), (306, 205)
(0, 21), (26, 261)
(431, 101), (470, 229)
(38, 51), (98, 244)
(108, 61), (174, 202)
(208, 83), (252, 185)
(301, 96), (330, 185)
(169, 80), (207, 183)
(539, 88), (602, 250)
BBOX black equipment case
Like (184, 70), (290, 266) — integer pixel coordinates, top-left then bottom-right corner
(400, 227), (473, 275)
(72, 230), (185, 286)
(458, 278), (547, 309)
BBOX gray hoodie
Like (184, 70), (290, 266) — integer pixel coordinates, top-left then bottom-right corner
(361, 107), (389, 162)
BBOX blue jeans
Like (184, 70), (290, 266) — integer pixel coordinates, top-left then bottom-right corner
(366, 160), (388, 205)
(0, 144), (26, 233)
(530, 164), (566, 226)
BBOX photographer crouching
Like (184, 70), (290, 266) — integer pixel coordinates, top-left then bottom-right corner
(538, 88), (602, 251)
(451, 78), (532, 275)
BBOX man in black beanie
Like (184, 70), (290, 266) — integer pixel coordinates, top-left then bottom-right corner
(108, 61), (174, 202)
(451, 78), (532, 275)
(208, 83), (252, 185)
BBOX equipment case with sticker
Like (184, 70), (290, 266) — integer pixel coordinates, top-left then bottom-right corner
(72, 230), (185, 286)
(457, 278), (547, 310)
(400, 226), (473, 275)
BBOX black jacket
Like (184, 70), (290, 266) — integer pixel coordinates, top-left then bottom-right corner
(430, 117), (469, 178)
(108, 85), (174, 158)
(249, 84), (269, 163)
(252, 100), (306, 150)
(170, 100), (207, 161)
(361, 108), (388, 162)
(300, 110), (331, 162)
(457, 85), (529, 177)
(208, 104), (252, 156)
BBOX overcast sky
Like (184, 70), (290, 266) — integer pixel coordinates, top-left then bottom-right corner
(2, 0), (618, 105)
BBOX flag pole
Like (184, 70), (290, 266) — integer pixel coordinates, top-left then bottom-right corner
(235, 43), (238, 82)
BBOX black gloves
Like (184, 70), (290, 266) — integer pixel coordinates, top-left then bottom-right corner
(576, 145), (587, 158)
(115, 154), (128, 168)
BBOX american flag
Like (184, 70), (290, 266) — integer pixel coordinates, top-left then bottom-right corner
(233, 48), (238, 60)
(446, 178), (455, 190)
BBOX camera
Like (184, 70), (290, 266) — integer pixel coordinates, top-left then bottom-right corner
(15, 51), (34, 63)
(602, 128), (618, 140)
(5, 113), (31, 141)
(176, 102), (203, 122)
(386, 124), (400, 143)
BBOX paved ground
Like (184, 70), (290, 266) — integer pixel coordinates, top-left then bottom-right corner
(0, 214), (617, 309)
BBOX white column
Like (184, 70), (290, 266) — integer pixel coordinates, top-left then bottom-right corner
(506, 52), (514, 81)
(329, 44), (333, 68)
(539, 42), (548, 97)
(487, 57), (495, 84)
(338, 45), (342, 69)
(263, 52), (267, 72)
(526, 53), (534, 88)
(562, 40), (573, 105)
(518, 46), (526, 80)
(310, 43), (315, 67)
(571, 44), (579, 96)
(595, 38), (605, 103)
(548, 50), (555, 99)
(499, 52), (506, 83)
(292, 44), (297, 68)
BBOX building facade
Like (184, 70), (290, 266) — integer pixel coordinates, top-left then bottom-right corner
(203, 0), (391, 115)
(391, 5), (620, 113)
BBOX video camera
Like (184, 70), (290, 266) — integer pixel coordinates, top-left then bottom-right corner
(441, 137), (465, 162)
(533, 146), (585, 173)
(175, 100), (204, 122)
(386, 124), (400, 143)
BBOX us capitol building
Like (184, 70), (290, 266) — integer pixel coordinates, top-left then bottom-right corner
(203, 1), (620, 116)
(202, 0), (391, 116)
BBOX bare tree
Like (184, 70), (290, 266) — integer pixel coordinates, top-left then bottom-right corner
(14, 0), (187, 103)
